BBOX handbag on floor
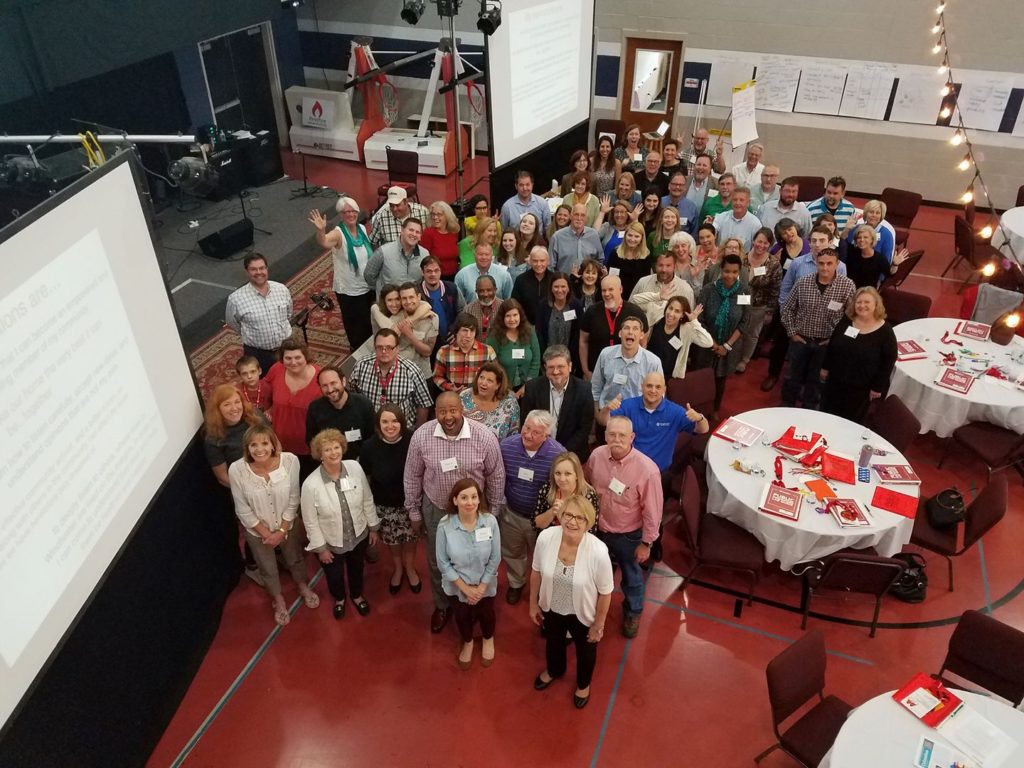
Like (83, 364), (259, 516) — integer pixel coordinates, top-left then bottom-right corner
(888, 552), (928, 603)
(925, 488), (966, 529)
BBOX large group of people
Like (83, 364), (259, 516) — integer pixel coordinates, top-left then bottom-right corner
(213, 131), (913, 703)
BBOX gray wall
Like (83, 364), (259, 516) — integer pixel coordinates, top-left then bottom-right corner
(594, 0), (1024, 206)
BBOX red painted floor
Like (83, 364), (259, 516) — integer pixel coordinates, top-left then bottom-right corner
(148, 153), (1024, 768)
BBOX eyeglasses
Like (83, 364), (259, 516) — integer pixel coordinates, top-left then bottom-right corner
(375, 344), (397, 351)
(562, 512), (588, 525)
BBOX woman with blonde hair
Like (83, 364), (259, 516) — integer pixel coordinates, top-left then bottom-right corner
(820, 286), (898, 423)
(647, 206), (682, 259)
(842, 199), (896, 262)
(531, 451), (601, 530)
(529, 495), (613, 708)
(844, 224), (909, 289)
(607, 221), (652, 298)
(458, 215), (500, 268)
(612, 171), (640, 208)
(420, 200), (461, 279)
(301, 429), (380, 619)
(229, 424), (318, 626)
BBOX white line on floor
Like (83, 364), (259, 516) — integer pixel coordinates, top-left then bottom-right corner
(171, 278), (237, 294)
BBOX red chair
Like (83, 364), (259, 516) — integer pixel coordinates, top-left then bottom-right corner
(910, 475), (1008, 590)
(881, 187), (923, 247)
(1016, 184), (1024, 208)
(880, 287), (931, 326)
(677, 466), (763, 605)
(754, 629), (854, 766)
(866, 395), (921, 454)
(666, 369), (717, 474)
(800, 553), (906, 637)
(938, 421), (1024, 483)
(878, 249), (924, 290)
(375, 147), (419, 209)
(789, 176), (826, 203)
(938, 609), (1024, 706)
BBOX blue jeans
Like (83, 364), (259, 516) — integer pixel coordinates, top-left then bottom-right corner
(601, 528), (645, 616)
(782, 339), (828, 409)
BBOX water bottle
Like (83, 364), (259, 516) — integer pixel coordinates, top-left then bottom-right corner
(858, 444), (874, 468)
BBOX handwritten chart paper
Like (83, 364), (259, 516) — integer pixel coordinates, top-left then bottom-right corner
(890, 72), (945, 125)
(794, 62), (848, 115)
(957, 75), (1013, 132)
(707, 55), (756, 107)
(839, 63), (897, 120)
(754, 56), (801, 112)
(731, 81), (759, 145)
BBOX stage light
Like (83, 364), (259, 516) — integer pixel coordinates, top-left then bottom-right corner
(280, 0), (304, 7)
(401, 0), (425, 24)
(477, 1), (501, 35)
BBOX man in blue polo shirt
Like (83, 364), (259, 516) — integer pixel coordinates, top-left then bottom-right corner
(609, 372), (709, 473)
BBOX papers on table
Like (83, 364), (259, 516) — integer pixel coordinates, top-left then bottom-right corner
(827, 498), (872, 528)
(871, 486), (918, 518)
(897, 339), (929, 361)
(820, 452), (856, 485)
(935, 367), (976, 395)
(713, 417), (764, 446)
(955, 320), (992, 342)
(758, 483), (802, 521)
(941, 705), (1018, 767)
(895, 674), (963, 727)
(913, 735), (972, 768)
(873, 463), (921, 485)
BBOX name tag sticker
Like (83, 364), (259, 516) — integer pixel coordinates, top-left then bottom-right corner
(517, 467), (535, 481)
(475, 526), (493, 542)
(268, 468), (288, 483)
(609, 267), (621, 276)
(827, 300), (844, 312)
(612, 373), (628, 385)
(737, 294), (751, 305)
(562, 309), (577, 321)
(339, 477), (354, 491)
(752, 266), (767, 277)
(440, 457), (459, 472)
(844, 326), (860, 338)
(668, 335), (683, 350)
(512, 348), (526, 359)
(344, 429), (362, 442)
(783, 259), (792, 270)
(609, 477), (627, 496)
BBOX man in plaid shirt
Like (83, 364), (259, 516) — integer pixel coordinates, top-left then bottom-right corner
(349, 328), (433, 428)
(432, 313), (496, 392)
(369, 186), (430, 249)
(780, 248), (855, 410)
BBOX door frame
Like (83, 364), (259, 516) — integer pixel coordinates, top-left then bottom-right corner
(617, 30), (687, 137)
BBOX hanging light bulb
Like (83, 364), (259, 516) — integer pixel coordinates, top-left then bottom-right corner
(938, 62), (948, 74)
(931, 23), (942, 33)
(957, 156), (970, 171)
(936, 2), (945, 12)
(980, 224), (993, 239)
(940, 106), (952, 119)
(932, 41), (943, 54)
(981, 262), (997, 277)
(960, 188), (974, 203)
(940, 83), (952, 96)
(949, 129), (963, 145)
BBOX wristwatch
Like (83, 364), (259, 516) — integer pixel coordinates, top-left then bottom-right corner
(641, 541), (653, 548)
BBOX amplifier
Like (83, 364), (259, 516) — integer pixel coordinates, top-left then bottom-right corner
(197, 218), (254, 259)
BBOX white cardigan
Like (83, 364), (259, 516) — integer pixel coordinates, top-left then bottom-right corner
(300, 460), (380, 552)
(532, 527), (613, 627)
(228, 452), (300, 533)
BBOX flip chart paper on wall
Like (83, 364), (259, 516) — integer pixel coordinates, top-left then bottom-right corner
(754, 55), (801, 112)
(889, 72), (945, 125)
(731, 80), (759, 145)
(957, 75), (1014, 132)
(839, 63), (897, 120)
(707, 55), (756, 107)
(794, 62), (847, 115)
(1014, 104), (1024, 138)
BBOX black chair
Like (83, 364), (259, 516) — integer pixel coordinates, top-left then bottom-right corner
(880, 286), (932, 326)
(866, 395), (921, 454)
(881, 187), (923, 247)
(942, 215), (1001, 292)
(800, 553), (905, 637)
(910, 475), (1008, 590)
(666, 370), (717, 476)
(1016, 184), (1024, 208)
(594, 118), (626, 147)
(790, 176), (826, 203)
(677, 467), (763, 605)
(375, 147), (420, 208)
(938, 609), (1024, 706)
(879, 249), (924, 290)
(754, 629), (854, 766)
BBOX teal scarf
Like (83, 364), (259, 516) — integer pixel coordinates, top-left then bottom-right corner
(339, 224), (371, 275)
(713, 278), (741, 342)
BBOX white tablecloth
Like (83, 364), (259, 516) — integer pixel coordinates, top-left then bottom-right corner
(821, 689), (1024, 768)
(889, 318), (1024, 438)
(991, 206), (1024, 264)
(705, 407), (917, 571)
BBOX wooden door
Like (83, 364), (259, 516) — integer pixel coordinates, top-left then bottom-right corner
(620, 37), (683, 134)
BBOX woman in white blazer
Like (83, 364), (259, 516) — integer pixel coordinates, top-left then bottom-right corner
(301, 428), (380, 620)
(528, 495), (613, 709)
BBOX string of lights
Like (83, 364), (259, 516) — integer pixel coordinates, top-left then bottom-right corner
(931, 1), (1017, 261)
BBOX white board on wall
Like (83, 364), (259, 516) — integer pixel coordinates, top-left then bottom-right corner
(794, 61), (847, 115)
(889, 71), (946, 125)
(839, 63), (897, 121)
(754, 55), (801, 112)
(706, 55), (756, 107)
(957, 74), (1014, 132)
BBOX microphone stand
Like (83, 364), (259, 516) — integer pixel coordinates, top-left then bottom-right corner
(289, 150), (325, 199)
(239, 190), (272, 236)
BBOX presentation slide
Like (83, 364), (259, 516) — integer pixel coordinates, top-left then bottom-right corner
(0, 157), (203, 728)
(487, 0), (595, 170)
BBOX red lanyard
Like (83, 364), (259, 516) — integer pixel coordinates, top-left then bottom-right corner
(241, 385), (261, 411)
(482, 309), (491, 333)
(605, 305), (622, 345)
(376, 360), (398, 403)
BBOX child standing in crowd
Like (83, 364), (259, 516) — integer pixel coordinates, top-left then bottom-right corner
(235, 355), (272, 418)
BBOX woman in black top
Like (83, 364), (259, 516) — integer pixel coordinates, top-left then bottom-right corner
(842, 225), (910, 289)
(536, 272), (584, 370)
(607, 221), (653, 298)
(358, 404), (421, 594)
(820, 287), (898, 424)
(646, 296), (714, 378)
(573, 258), (603, 311)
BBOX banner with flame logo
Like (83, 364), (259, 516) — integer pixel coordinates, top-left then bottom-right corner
(301, 97), (335, 130)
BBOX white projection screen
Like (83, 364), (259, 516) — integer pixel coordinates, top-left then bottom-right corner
(0, 155), (203, 728)
(486, 0), (596, 169)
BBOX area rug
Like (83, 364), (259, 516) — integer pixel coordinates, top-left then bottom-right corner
(188, 250), (350, 399)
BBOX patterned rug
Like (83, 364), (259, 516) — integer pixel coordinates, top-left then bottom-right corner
(189, 251), (350, 399)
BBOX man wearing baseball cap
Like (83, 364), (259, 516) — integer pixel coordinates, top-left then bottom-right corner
(370, 185), (429, 249)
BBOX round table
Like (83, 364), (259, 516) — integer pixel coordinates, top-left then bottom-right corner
(822, 689), (1024, 768)
(888, 317), (1024, 438)
(705, 407), (917, 571)
(991, 206), (1024, 264)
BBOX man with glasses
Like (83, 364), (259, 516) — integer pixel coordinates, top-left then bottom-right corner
(349, 328), (433, 429)
(369, 185), (429, 249)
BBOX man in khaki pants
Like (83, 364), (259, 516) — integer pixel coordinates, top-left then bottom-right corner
(497, 411), (564, 605)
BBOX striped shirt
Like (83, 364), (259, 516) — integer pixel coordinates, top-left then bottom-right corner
(349, 356), (433, 429)
(805, 196), (857, 231)
(224, 281), (293, 350)
(404, 418), (506, 520)
(499, 436), (565, 518)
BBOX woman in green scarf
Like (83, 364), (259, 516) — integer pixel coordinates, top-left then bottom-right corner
(696, 253), (750, 421)
(309, 197), (375, 349)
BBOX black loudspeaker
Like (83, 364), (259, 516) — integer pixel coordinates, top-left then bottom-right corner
(207, 145), (247, 199)
(243, 132), (283, 186)
(197, 217), (254, 258)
